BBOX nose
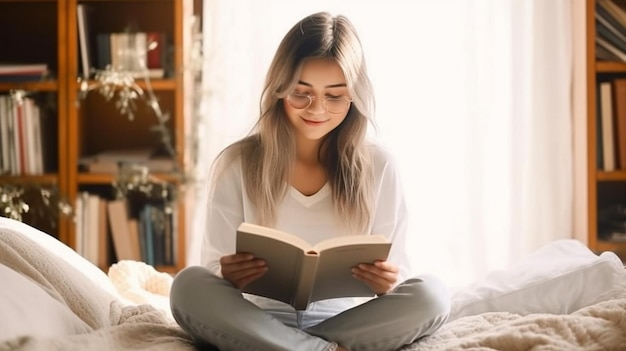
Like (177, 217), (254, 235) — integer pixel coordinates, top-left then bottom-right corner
(306, 97), (326, 115)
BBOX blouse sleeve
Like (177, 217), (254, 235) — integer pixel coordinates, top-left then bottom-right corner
(369, 146), (415, 284)
(200, 157), (245, 277)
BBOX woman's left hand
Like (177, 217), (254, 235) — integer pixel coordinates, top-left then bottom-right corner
(351, 260), (398, 295)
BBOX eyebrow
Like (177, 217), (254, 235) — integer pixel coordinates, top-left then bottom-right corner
(297, 80), (347, 89)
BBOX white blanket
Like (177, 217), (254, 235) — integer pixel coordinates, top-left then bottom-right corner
(1, 217), (626, 351)
(0, 221), (194, 351)
(401, 294), (626, 350)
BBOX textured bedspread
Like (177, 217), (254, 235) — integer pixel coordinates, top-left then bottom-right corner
(1, 304), (194, 351)
(402, 293), (626, 351)
(0, 223), (195, 351)
(2, 219), (626, 351)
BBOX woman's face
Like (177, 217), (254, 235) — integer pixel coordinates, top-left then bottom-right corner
(283, 58), (351, 142)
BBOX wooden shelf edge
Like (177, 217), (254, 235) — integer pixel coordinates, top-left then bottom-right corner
(0, 81), (58, 92)
(596, 170), (626, 181)
(77, 172), (184, 184)
(71, 79), (176, 92)
(0, 0), (57, 3)
(79, 0), (172, 3)
(0, 174), (59, 184)
(596, 61), (626, 73)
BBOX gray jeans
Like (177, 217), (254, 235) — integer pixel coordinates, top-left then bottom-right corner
(170, 266), (450, 351)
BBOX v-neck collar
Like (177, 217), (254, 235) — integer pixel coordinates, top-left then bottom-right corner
(288, 183), (330, 207)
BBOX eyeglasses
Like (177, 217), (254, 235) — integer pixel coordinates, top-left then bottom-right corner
(285, 92), (352, 114)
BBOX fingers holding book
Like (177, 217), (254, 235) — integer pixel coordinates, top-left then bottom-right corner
(351, 260), (398, 296)
(220, 253), (268, 289)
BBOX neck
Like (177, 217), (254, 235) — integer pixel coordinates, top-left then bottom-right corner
(295, 137), (322, 165)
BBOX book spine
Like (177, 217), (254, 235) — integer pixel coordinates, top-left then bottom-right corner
(14, 100), (26, 174)
(292, 254), (319, 310)
(146, 32), (164, 69)
(613, 79), (626, 169)
(600, 82), (616, 171)
(0, 96), (9, 173)
(96, 33), (111, 69)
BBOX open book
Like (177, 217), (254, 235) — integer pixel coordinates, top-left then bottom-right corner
(236, 222), (391, 310)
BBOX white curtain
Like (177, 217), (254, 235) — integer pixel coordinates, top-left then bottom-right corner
(188, 0), (573, 288)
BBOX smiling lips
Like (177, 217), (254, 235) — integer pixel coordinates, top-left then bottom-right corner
(301, 117), (328, 125)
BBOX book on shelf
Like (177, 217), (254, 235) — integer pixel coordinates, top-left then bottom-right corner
(0, 95), (45, 175)
(77, 4), (93, 79)
(598, 0), (626, 33)
(107, 199), (142, 261)
(0, 63), (47, 75)
(78, 148), (177, 174)
(600, 81), (616, 171)
(597, 83), (604, 170)
(100, 196), (176, 267)
(96, 33), (111, 70)
(0, 63), (49, 81)
(612, 79), (626, 169)
(97, 197), (111, 270)
(597, 42), (623, 61)
(146, 32), (167, 70)
(127, 219), (142, 264)
(144, 204), (170, 266)
(596, 17), (626, 59)
(139, 205), (155, 265)
(96, 32), (167, 78)
(596, 1), (626, 61)
(85, 193), (100, 266)
(74, 193), (110, 268)
(111, 32), (146, 72)
(0, 96), (10, 174)
(597, 0), (626, 42)
(236, 222), (391, 310)
(597, 36), (626, 62)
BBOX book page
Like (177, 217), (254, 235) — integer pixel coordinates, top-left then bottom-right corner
(237, 223), (314, 251)
(237, 227), (309, 305)
(310, 241), (391, 302)
(312, 234), (389, 252)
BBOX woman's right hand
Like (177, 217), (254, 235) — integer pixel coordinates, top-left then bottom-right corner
(220, 253), (268, 289)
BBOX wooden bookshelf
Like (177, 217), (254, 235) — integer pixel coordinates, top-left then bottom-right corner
(0, 0), (195, 272)
(586, 0), (626, 261)
(0, 0), (69, 243)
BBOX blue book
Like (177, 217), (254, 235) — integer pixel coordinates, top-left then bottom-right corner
(96, 33), (111, 70)
(140, 205), (154, 266)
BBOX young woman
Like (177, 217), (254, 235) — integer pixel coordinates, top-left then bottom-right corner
(170, 11), (450, 351)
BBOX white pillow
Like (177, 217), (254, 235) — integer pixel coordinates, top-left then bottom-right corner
(0, 217), (118, 297)
(0, 263), (92, 341)
(449, 239), (626, 321)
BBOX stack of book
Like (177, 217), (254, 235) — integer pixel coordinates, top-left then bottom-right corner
(595, 1), (626, 172)
(0, 95), (48, 175)
(95, 32), (167, 79)
(0, 64), (49, 82)
(74, 193), (178, 269)
(595, 0), (626, 62)
(77, 3), (168, 79)
(78, 148), (177, 174)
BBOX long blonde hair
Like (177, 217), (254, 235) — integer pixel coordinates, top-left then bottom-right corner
(212, 12), (375, 235)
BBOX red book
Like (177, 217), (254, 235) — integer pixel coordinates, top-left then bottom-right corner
(146, 32), (165, 69)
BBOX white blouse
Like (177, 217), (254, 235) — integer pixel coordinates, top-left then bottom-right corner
(201, 143), (415, 304)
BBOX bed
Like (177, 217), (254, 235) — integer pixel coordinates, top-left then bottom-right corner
(1, 217), (625, 351)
